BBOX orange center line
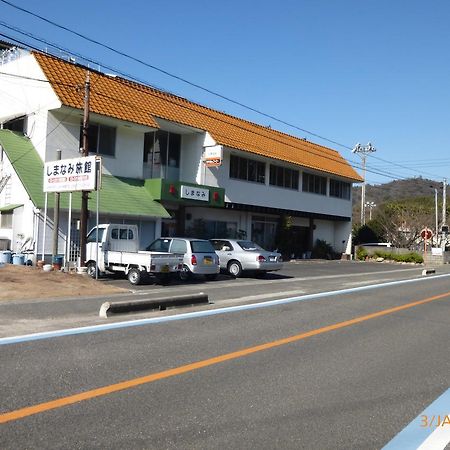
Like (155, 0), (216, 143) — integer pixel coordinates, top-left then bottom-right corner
(1, 290), (450, 425)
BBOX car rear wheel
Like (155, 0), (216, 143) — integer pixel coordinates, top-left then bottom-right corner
(179, 265), (192, 281)
(227, 260), (242, 278)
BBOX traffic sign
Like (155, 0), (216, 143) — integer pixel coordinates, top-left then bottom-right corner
(420, 228), (433, 240)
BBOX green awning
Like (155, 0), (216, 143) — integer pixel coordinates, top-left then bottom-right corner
(0, 204), (23, 212)
(0, 130), (170, 218)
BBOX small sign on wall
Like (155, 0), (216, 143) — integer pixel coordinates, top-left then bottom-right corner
(180, 185), (210, 202)
(203, 145), (223, 167)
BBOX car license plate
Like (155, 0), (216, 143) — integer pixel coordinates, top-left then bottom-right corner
(204, 257), (212, 265)
(161, 265), (169, 273)
(269, 256), (276, 262)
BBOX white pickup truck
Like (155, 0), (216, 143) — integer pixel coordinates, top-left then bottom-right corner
(85, 224), (183, 285)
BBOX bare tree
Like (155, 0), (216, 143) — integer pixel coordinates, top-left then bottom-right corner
(373, 199), (433, 250)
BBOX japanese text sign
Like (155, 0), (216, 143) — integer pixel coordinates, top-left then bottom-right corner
(180, 185), (210, 202)
(43, 156), (98, 193)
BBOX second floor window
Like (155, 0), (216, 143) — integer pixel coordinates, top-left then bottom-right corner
(330, 179), (351, 199)
(269, 164), (299, 190)
(230, 154), (265, 184)
(302, 172), (327, 195)
(144, 130), (181, 180)
(80, 123), (116, 157)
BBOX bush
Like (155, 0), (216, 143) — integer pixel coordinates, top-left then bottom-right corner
(312, 239), (334, 259)
(373, 250), (423, 264)
(356, 247), (369, 260)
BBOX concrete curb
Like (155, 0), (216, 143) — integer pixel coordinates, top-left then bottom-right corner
(422, 268), (436, 276)
(99, 292), (209, 318)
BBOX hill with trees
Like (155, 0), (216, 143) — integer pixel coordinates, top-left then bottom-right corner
(352, 177), (449, 249)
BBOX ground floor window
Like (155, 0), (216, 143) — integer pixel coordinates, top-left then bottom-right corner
(185, 219), (238, 239)
(251, 215), (277, 250)
(0, 212), (13, 229)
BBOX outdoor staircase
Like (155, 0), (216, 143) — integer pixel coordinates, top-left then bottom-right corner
(0, 174), (10, 195)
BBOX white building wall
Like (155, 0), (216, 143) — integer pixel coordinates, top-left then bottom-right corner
(0, 51), (61, 161)
(46, 111), (148, 178)
(313, 220), (335, 247)
(205, 148), (353, 219)
(334, 221), (352, 254)
(180, 133), (204, 183)
(0, 151), (36, 252)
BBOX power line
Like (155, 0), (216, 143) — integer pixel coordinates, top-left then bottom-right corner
(0, 32), (408, 182)
(0, 2), (354, 151)
(1, 6), (447, 183)
(0, 30), (416, 182)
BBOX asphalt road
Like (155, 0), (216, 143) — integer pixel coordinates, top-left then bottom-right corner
(0, 260), (444, 337)
(1, 261), (450, 449)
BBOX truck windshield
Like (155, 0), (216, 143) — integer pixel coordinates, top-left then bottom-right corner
(87, 227), (105, 243)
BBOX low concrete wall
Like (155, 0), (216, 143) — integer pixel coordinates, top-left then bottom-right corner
(423, 251), (450, 266)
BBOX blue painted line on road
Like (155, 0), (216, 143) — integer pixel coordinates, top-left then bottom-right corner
(1, 273), (449, 346)
(382, 387), (450, 450)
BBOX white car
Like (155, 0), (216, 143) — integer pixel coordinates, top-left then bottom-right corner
(210, 239), (283, 277)
(147, 237), (220, 281)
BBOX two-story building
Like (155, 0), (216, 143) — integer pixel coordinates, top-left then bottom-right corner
(0, 47), (362, 264)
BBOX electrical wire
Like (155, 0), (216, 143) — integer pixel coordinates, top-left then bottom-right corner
(0, 40), (408, 182)
(1, 8), (446, 183)
(0, 0), (357, 151)
(0, 28), (419, 182)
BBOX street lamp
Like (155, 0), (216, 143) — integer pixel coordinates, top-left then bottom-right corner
(365, 201), (376, 221)
(352, 142), (376, 225)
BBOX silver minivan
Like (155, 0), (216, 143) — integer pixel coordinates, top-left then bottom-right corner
(146, 237), (220, 281)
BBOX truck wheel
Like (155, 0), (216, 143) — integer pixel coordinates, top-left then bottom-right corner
(127, 268), (142, 285)
(86, 262), (97, 278)
(227, 260), (242, 278)
(179, 265), (192, 281)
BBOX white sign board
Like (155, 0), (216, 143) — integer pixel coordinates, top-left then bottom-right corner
(44, 156), (98, 193)
(180, 185), (210, 202)
(203, 145), (223, 167)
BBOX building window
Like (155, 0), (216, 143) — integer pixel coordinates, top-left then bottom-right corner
(0, 212), (13, 229)
(144, 130), (181, 180)
(230, 154), (265, 184)
(80, 123), (116, 157)
(302, 172), (327, 195)
(330, 179), (351, 199)
(3, 116), (27, 134)
(269, 164), (299, 190)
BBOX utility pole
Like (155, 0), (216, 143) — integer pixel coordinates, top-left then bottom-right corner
(79, 71), (90, 267)
(51, 149), (61, 260)
(352, 142), (376, 225)
(433, 187), (438, 247)
(443, 178), (447, 227)
(443, 178), (448, 250)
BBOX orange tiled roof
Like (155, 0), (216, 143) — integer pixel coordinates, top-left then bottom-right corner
(34, 52), (363, 182)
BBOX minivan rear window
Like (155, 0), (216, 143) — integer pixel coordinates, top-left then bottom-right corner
(190, 240), (215, 253)
(146, 239), (171, 252)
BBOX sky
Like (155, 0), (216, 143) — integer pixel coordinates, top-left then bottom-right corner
(1, 0), (450, 186)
